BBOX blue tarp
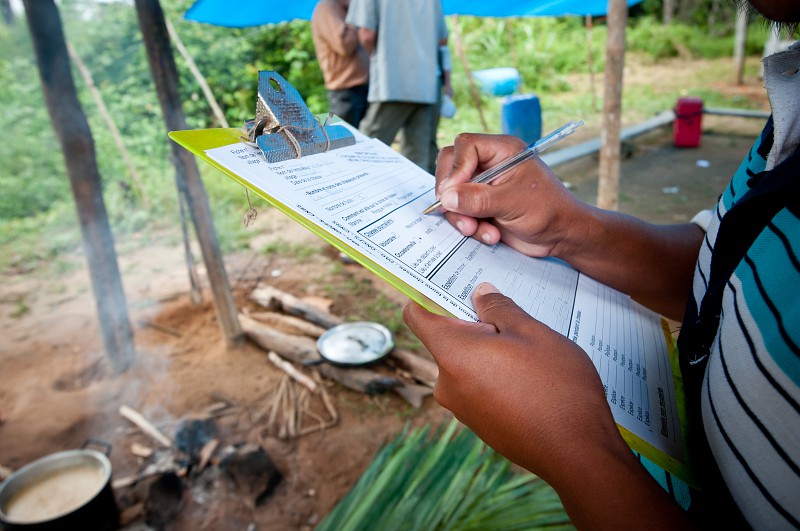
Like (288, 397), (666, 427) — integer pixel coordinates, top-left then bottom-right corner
(184, 0), (314, 27)
(184, 0), (644, 28)
(444, 0), (642, 18)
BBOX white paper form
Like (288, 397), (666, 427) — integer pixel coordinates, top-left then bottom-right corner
(205, 138), (682, 458)
(569, 276), (683, 458)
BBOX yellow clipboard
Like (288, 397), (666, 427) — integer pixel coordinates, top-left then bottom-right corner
(169, 127), (447, 319)
(170, 70), (696, 486)
(171, 126), (696, 486)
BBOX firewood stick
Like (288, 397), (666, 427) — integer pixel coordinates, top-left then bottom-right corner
(251, 285), (343, 329)
(390, 348), (438, 387)
(197, 439), (219, 473)
(119, 405), (172, 448)
(315, 372), (339, 423)
(137, 319), (181, 338)
(250, 312), (326, 338)
(267, 351), (318, 393)
(265, 378), (286, 432)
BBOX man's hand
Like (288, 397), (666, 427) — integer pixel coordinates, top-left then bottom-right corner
(432, 133), (703, 320)
(433, 133), (591, 259)
(404, 282), (620, 484)
(404, 283), (696, 529)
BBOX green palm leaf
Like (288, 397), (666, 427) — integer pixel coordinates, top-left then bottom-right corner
(316, 419), (573, 531)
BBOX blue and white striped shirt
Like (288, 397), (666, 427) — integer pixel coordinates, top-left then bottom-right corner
(689, 42), (800, 529)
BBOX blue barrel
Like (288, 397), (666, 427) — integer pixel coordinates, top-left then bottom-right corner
(501, 94), (542, 145)
(472, 68), (520, 97)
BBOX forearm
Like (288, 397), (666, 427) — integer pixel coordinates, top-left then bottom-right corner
(358, 27), (376, 55)
(557, 205), (703, 320)
(550, 441), (695, 530)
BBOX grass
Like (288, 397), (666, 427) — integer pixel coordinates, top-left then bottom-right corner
(259, 240), (321, 260)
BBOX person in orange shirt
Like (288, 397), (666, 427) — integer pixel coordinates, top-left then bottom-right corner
(311, 0), (370, 128)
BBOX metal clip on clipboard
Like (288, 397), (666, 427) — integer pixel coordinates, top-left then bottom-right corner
(241, 71), (355, 163)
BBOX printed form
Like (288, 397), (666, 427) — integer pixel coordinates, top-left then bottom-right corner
(207, 137), (682, 459)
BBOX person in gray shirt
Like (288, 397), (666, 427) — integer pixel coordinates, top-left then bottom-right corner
(346, 0), (448, 174)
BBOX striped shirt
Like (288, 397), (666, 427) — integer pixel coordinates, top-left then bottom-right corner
(685, 42), (800, 529)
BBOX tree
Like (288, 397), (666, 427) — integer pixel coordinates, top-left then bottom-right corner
(133, 0), (242, 346)
(22, 0), (135, 372)
(597, 0), (628, 211)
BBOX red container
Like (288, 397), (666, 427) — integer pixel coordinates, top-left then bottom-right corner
(673, 97), (703, 147)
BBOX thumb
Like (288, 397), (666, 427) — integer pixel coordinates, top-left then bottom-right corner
(471, 283), (536, 333)
(439, 181), (505, 220)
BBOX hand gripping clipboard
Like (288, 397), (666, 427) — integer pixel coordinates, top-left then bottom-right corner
(170, 73), (696, 486)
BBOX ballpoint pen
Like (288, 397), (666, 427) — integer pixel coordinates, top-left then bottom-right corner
(421, 120), (584, 215)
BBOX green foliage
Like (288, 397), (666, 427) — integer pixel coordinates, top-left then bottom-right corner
(627, 16), (771, 60)
(317, 420), (571, 530)
(0, 1), (773, 271)
(0, 29), (69, 220)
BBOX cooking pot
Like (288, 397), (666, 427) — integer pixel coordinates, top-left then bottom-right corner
(0, 440), (119, 531)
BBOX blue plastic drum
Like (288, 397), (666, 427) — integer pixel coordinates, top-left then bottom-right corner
(501, 94), (542, 145)
(472, 67), (520, 97)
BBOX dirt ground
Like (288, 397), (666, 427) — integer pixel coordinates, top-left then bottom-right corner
(0, 112), (766, 529)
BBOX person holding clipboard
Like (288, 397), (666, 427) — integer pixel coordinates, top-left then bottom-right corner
(405, 2), (800, 528)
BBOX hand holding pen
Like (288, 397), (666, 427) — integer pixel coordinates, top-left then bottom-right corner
(423, 120), (584, 215)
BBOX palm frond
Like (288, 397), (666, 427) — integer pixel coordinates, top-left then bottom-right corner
(316, 420), (573, 531)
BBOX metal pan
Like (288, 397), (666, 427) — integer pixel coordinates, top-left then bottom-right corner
(316, 322), (394, 367)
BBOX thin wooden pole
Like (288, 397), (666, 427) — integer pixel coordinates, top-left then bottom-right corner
(452, 15), (489, 133)
(165, 18), (230, 129)
(134, 0), (242, 346)
(733, 9), (748, 85)
(597, 0), (627, 211)
(586, 14), (597, 112)
(66, 41), (149, 207)
(506, 19), (523, 92)
(23, 0), (135, 372)
(663, 0), (674, 24)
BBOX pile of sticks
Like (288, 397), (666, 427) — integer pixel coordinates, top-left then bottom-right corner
(242, 284), (438, 408)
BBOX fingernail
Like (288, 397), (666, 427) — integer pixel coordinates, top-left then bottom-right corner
(480, 232), (492, 243)
(456, 220), (465, 232)
(474, 282), (499, 296)
(441, 189), (458, 210)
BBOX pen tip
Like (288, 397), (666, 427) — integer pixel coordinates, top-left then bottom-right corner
(422, 204), (437, 215)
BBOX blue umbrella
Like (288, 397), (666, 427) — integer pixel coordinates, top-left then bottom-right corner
(184, 0), (643, 27)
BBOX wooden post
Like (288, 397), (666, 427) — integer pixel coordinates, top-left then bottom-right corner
(133, 0), (242, 346)
(662, 0), (674, 24)
(597, 0), (627, 211)
(23, 0), (135, 372)
(452, 15), (489, 133)
(733, 8), (748, 85)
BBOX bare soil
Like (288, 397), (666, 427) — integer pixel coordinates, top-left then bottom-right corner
(0, 111), (766, 529)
